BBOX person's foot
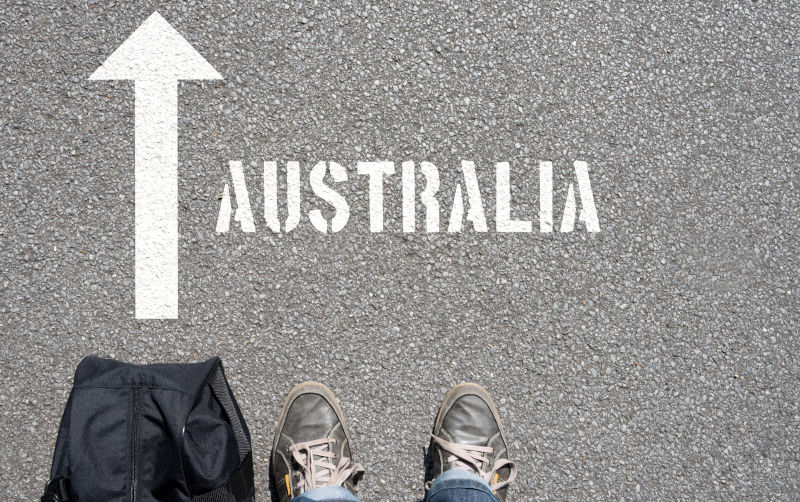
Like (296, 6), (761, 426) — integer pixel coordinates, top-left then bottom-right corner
(428, 383), (518, 501)
(272, 382), (364, 502)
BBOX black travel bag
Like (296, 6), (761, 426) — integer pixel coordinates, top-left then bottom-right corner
(42, 356), (255, 502)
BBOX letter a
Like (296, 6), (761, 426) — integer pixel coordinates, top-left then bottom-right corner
(559, 161), (600, 232)
(216, 160), (255, 232)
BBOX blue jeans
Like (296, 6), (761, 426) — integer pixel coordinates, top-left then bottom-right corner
(292, 469), (499, 502)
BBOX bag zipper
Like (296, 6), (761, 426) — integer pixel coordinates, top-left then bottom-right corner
(130, 387), (141, 502)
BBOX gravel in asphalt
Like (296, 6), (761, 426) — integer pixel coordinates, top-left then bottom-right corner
(1, 1), (798, 500)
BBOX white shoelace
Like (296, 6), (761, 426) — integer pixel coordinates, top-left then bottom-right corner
(289, 437), (364, 492)
(430, 435), (518, 492)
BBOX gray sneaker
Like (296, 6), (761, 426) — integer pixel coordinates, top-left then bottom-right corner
(428, 383), (518, 501)
(271, 382), (364, 502)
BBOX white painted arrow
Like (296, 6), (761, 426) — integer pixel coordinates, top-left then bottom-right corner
(90, 12), (221, 319)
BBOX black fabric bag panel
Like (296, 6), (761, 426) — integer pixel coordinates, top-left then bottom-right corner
(69, 387), (131, 499)
(182, 387), (241, 493)
(44, 356), (255, 502)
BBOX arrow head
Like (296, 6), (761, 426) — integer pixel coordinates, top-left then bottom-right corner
(90, 12), (222, 81)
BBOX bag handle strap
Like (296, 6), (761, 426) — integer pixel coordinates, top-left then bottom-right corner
(191, 364), (254, 502)
(208, 363), (250, 462)
(41, 477), (71, 502)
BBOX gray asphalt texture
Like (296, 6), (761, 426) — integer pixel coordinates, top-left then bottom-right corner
(2, 1), (799, 500)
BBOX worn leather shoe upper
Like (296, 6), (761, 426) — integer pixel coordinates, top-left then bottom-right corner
(429, 383), (517, 501)
(271, 382), (363, 502)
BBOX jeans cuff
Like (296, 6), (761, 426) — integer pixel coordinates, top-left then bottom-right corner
(426, 469), (498, 502)
(291, 485), (361, 502)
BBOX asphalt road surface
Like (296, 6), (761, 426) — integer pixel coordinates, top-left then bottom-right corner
(1, 1), (799, 500)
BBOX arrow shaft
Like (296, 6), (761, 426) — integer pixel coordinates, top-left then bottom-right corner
(135, 80), (178, 319)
